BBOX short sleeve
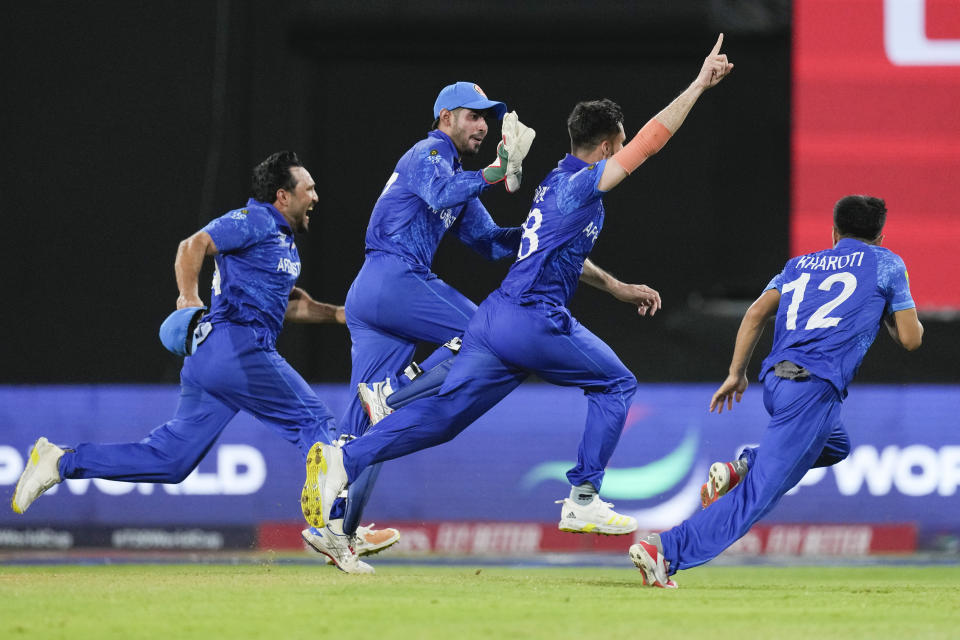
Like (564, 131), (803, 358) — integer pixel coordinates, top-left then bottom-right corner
(763, 271), (784, 293)
(555, 159), (606, 214)
(203, 208), (273, 253)
(877, 251), (916, 313)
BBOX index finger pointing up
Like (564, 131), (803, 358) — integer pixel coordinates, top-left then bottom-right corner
(710, 33), (724, 56)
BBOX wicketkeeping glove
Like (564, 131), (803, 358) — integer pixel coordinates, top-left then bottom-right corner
(482, 111), (536, 193)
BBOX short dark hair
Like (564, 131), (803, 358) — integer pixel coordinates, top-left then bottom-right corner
(567, 99), (624, 151)
(250, 151), (302, 203)
(833, 195), (887, 241)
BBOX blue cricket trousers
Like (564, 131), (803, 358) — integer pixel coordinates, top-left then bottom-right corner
(336, 251), (476, 528)
(342, 290), (638, 491)
(659, 373), (847, 573)
(59, 323), (336, 482)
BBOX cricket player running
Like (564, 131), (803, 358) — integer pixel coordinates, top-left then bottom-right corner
(301, 36), (734, 536)
(629, 195), (924, 587)
(11, 151), (379, 574)
(314, 83), (535, 556)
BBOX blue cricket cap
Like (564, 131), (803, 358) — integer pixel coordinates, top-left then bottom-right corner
(433, 82), (507, 120)
(159, 307), (207, 357)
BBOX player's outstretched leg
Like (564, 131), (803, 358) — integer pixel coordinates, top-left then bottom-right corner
(11, 437), (65, 514)
(301, 442), (349, 529)
(700, 457), (749, 509)
(301, 525), (374, 574)
(629, 533), (678, 588)
(556, 493), (637, 535)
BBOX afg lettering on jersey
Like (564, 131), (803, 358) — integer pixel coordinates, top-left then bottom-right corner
(201, 199), (303, 346)
(276, 257), (301, 276)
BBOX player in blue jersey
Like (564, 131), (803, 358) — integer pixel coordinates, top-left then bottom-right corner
(11, 151), (380, 573)
(317, 82), (535, 551)
(301, 36), (734, 536)
(629, 195), (924, 588)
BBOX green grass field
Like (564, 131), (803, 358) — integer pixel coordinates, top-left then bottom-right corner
(2, 563), (958, 639)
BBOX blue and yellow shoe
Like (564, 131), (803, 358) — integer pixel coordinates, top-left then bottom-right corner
(300, 441), (348, 529)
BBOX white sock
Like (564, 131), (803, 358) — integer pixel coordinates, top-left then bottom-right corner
(570, 483), (597, 506)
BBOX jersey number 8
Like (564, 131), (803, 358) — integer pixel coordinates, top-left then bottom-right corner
(517, 208), (543, 261)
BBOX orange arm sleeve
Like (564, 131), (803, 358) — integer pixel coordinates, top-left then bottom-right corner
(612, 118), (672, 174)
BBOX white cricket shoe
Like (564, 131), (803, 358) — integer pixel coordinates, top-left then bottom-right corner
(629, 533), (678, 588)
(12, 437), (65, 514)
(321, 522), (401, 564)
(301, 442), (349, 529)
(357, 380), (394, 426)
(301, 526), (375, 574)
(700, 458), (748, 509)
(355, 523), (400, 556)
(556, 494), (637, 535)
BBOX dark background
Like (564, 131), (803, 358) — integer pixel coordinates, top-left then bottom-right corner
(2, 1), (954, 384)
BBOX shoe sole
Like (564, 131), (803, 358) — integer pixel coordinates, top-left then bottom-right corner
(628, 544), (678, 589)
(301, 443), (327, 528)
(357, 384), (376, 422)
(11, 438), (53, 514)
(701, 462), (730, 509)
(558, 521), (637, 536)
(359, 533), (400, 557)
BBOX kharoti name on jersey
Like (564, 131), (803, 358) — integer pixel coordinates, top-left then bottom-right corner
(795, 251), (865, 272)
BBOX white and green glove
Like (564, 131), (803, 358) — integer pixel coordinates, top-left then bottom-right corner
(482, 111), (536, 193)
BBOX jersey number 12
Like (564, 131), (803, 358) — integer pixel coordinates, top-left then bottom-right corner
(781, 272), (857, 330)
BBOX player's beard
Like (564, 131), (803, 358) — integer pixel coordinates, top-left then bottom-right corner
(451, 124), (483, 156)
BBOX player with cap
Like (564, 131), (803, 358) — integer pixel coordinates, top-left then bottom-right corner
(10, 151), (382, 574)
(302, 36), (734, 540)
(311, 82), (535, 560)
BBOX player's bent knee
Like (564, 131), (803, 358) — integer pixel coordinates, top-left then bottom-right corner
(165, 460), (199, 484)
(605, 372), (637, 398)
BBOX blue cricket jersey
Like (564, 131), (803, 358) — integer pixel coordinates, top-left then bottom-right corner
(201, 198), (300, 347)
(760, 238), (915, 397)
(498, 155), (607, 306)
(365, 130), (521, 270)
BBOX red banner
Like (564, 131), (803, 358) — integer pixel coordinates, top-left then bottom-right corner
(793, 0), (960, 310)
(258, 521), (917, 556)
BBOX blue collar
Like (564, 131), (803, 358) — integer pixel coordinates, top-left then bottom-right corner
(558, 153), (596, 171)
(428, 130), (461, 167)
(835, 237), (869, 250)
(248, 198), (293, 233)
